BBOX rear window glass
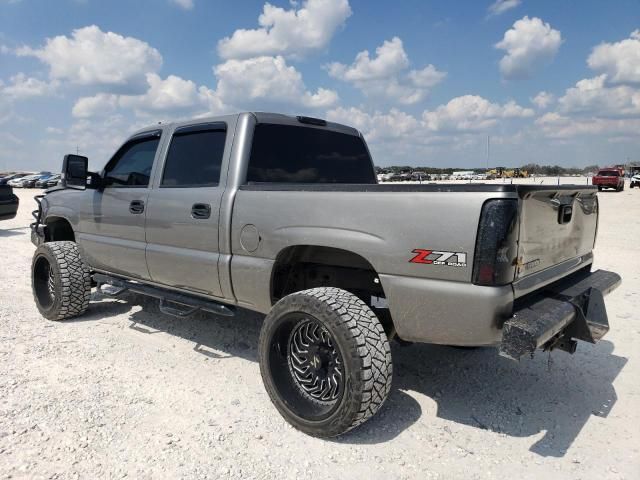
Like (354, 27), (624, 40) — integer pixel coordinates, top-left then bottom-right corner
(246, 124), (375, 184)
(597, 170), (619, 177)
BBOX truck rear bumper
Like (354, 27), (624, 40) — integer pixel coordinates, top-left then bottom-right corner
(499, 269), (621, 360)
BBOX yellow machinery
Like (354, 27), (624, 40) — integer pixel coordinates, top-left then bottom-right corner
(488, 167), (529, 178)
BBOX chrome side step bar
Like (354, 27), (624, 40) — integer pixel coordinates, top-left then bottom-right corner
(93, 273), (235, 318)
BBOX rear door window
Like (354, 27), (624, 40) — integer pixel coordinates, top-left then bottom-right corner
(161, 124), (227, 187)
(246, 124), (375, 184)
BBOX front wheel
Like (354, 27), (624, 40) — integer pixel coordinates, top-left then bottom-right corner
(258, 287), (392, 437)
(32, 241), (91, 320)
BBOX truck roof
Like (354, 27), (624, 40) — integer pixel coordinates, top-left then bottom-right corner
(129, 112), (361, 140)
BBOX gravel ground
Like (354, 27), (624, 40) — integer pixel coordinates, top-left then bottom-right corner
(1, 183), (638, 480)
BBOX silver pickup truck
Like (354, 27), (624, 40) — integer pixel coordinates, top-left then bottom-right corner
(30, 112), (620, 437)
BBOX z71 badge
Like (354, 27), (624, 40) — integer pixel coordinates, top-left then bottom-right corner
(409, 249), (468, 267)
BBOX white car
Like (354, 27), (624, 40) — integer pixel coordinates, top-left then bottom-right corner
(631, 174), (640, 188)
(8, 174), (40, 188)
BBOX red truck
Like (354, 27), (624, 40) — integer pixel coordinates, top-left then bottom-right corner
(592, 167), (625, 191)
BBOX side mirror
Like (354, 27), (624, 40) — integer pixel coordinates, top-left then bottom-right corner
(61, 154), (88, 189)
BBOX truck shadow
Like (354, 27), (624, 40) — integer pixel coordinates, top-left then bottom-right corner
(341, 341), (626, 457)
(0, 226), (29, 237)
(82, 293), (626, 457)
(80, 292), (263, 362)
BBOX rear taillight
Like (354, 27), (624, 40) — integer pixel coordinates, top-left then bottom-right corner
(472, 199), (519, 286)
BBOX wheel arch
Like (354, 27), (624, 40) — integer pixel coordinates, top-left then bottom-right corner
(269, 244), (394, 335)
(44, 215), (75, 242)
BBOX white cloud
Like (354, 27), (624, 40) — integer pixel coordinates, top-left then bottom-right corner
(1, 73), (56, 99)
(327, 95), (534, 151)
(217, 0), (351, 60)
(532, 31), (640, 140)
(17, 25), (162, 92)
(422, 95), (534, 132)
(487, 0), (521, 17)
(557, 75), (640, 118)
(72, 55), (336, 120)
(72, 74), (215, 118)
(326, 106), (419, 141)
(67, 115), (134, 168)
(72, 93), (119, 118)
(0, 131), (23, 146)
(327, 37), (446, 104)
(213, 55), (338, 109)
(119, 73), (201, 113)
(495, 16), (562, 80)
(587, 30), (640, 85)
(536, 111), (640, 139)
(531, 91), (555, 109)
(0, 99), (13, 125)
(169, 0), (193, 10)
(535, 72), (640, 139)
(328, 37), (409, 80)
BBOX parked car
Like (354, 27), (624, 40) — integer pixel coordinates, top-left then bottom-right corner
(45, 174), (61, 188)
(0, 184), (19, 221)
(410, 172), (429, 182)
(592, 168), (625, 191)
(10, 172), (52, 188)
(631, 173), (640, 189)
(35, 174), (60, 189)
(30, 112), (620, 438)
(0, 173), (29, 186)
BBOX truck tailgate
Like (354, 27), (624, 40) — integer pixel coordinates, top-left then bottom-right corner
(515, 186), (598, 280)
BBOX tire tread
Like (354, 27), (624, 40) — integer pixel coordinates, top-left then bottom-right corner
(259, 287), (392, 436)
(32, 241), (91, 320)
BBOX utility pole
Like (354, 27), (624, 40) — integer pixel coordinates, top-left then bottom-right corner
(486, 135), (490, 171)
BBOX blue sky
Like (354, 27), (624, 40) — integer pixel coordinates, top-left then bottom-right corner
(1, 0), (639, 171)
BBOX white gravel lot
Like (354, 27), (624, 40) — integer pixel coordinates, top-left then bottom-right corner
(1, 180), (638, 480)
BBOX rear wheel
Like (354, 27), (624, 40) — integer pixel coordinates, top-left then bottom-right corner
(32, 241), (91, 320)
(259, 287), (392, 437)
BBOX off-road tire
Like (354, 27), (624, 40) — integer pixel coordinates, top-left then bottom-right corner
(259, 287), (392, 437)
(32, 241), (91, 320)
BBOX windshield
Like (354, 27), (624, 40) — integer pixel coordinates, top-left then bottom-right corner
(247, 123), (376, 184)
